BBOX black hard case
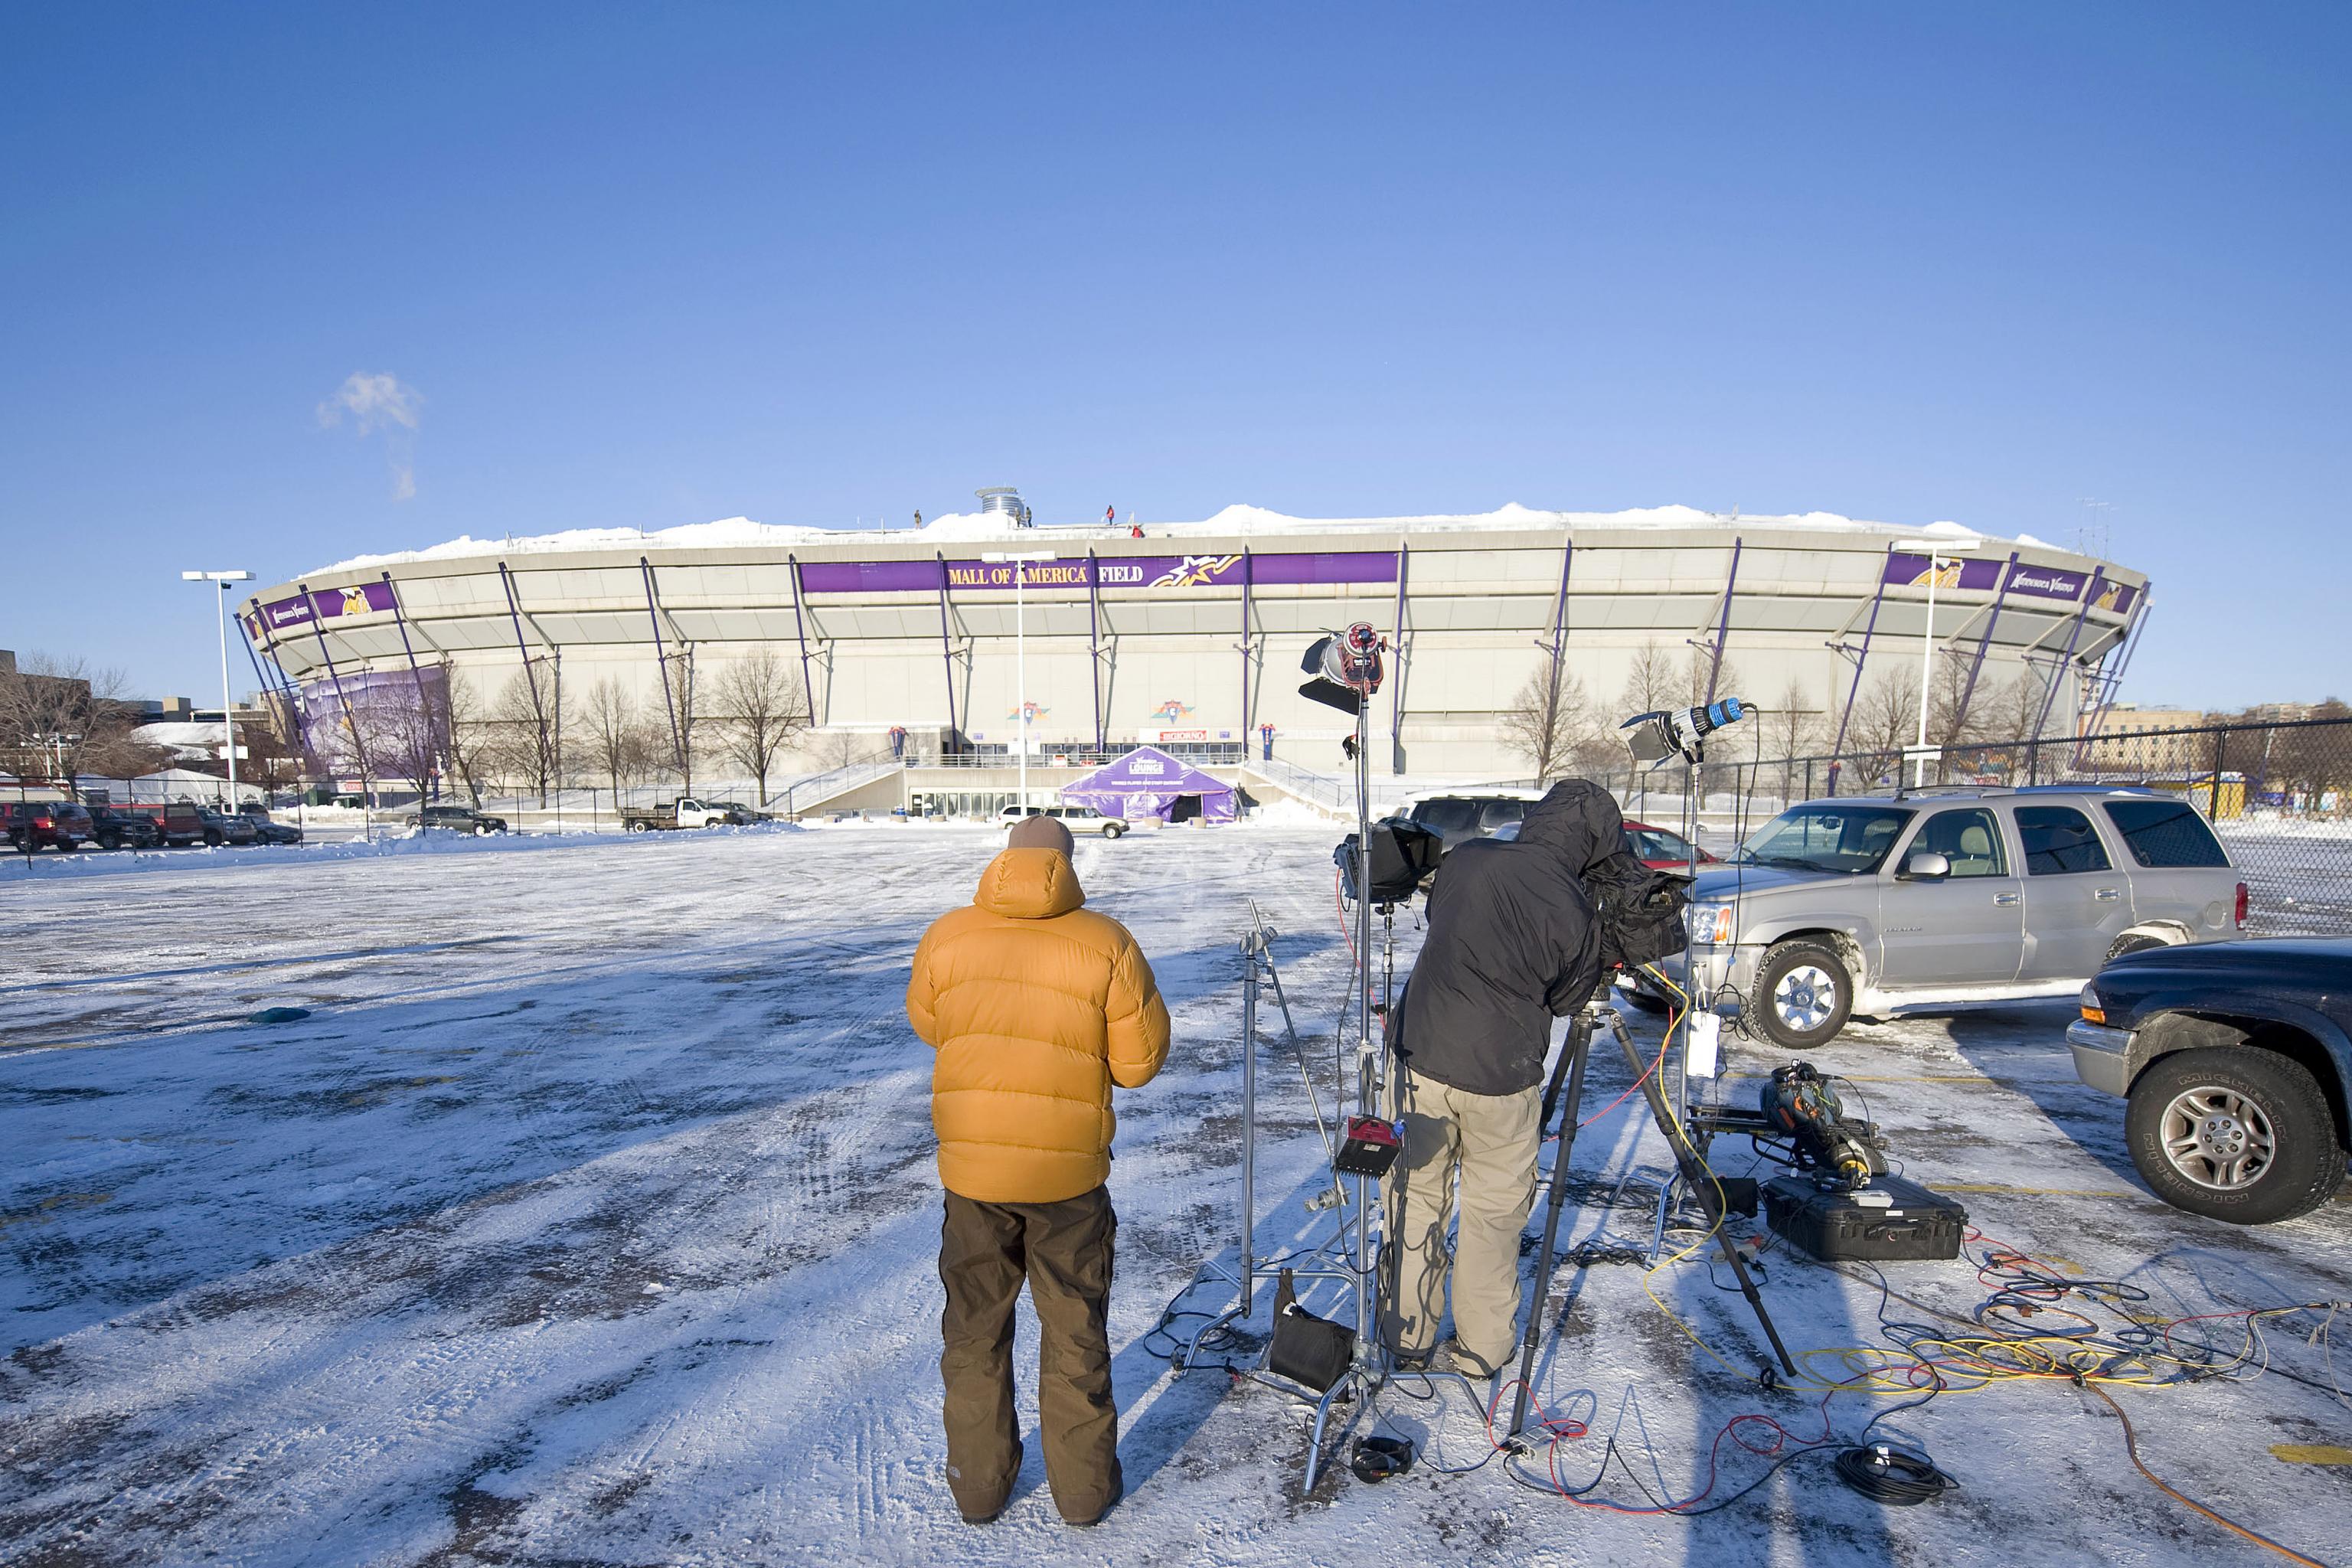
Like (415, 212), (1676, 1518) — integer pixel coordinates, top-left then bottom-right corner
(1761, 1174), (1968, 1262)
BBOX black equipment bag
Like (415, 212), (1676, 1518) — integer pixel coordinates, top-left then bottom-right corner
(1761, 1174), (1967, 1262)
(1580, 849), (1693, 970)
(1266, 1268), (1355, 1393)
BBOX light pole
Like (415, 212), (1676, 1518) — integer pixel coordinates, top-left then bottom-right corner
(1893, 537), (1981, 786)
(182, 570), (253, 805)
(981, 550), (1057, 813)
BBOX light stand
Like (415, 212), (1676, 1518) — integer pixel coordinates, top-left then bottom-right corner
(1182, 902), (1354, 1368)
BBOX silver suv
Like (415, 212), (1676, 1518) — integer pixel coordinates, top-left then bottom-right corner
(1661, 787), (2247, 1048)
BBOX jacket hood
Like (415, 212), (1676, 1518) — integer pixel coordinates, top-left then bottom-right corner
(1516, 778), (1625, 875)
(975, 847), (1087, 920)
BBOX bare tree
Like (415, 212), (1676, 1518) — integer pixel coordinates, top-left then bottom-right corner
(440, 671), (492, 805)
(1851, 667), (1921, 769)
(712, 650), (812, 806)
(581, 679), (659, 800)
(1499, 658), (1595, 785)
(488, 669), (564, 804)
(1684, 648), (1743, 709)
(1619, 641), (1677, 717)
(806, 728), (878, 771)
(0, 652), (149, 783)
(354, 677), (443, 805)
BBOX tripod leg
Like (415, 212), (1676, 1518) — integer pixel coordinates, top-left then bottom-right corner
(1605, 1010), (1799, 1377)
(1509, 1013), (1596, 1438)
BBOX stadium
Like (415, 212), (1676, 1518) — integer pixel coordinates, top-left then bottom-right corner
(244, 495), (2147, 808)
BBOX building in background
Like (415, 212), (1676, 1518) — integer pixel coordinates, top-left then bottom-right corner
(242, 497), (2149, 786)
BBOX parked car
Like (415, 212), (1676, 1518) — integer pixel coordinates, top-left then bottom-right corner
(113, 801), (206, 847)
(237, 804), (304, 844)
(997, 802), (1129, 839)
(1654, 787), (2246, 1049)
(1400, 791), (1544, 853)
(1623, 819), (1720, 871)
(192, 807), (259, 847)
(84, 804), (164, 851)
(619, 797), (747, 832)
(2071, 939), (2350, 1223)
(403, 804), (511, 835)
(701, 799), (770, 823)
(2, 799), (94, 852)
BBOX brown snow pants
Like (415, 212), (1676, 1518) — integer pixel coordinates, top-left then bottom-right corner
(1381, 1065), (1544, 1372)
(938, 1185), (1121, 1524)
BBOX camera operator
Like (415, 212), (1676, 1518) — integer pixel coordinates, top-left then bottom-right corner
(1381, 778), (1623, 1377)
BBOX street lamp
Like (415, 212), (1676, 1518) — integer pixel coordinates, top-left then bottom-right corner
(980, 550), (1057, 815)
(181, 570), (253, 805)
(1893, 537), (1983, 786)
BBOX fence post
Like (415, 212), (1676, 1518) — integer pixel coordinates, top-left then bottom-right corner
(2210, 730), (2226, 822)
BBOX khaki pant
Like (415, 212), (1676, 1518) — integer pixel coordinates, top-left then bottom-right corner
(938, 1186), (1121, 1524)
(1381, 1066), (1542, 1370)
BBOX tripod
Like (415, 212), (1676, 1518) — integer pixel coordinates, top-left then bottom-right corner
(1508, 1000), (1797, 1438)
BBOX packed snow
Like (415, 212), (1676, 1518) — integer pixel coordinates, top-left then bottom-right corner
(310, 503), (2043, 577)
(2, 825), (2347, 1566)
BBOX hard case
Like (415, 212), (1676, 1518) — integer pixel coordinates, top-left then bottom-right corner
(1760, 1173), (1968, 1263)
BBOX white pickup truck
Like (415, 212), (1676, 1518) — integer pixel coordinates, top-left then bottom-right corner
(619, 798), (753, 832)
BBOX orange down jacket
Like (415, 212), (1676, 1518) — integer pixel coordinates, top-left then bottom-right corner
(906, 846), (1171, 1204)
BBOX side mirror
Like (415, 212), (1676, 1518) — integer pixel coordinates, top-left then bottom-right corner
(1898, 851), (1952, 881)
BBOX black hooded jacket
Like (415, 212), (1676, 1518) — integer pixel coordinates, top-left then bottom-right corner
(1393, 779), (1619, 1097)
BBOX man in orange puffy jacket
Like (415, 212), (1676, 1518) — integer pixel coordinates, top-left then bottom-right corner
(905, 813), (1171, 1527)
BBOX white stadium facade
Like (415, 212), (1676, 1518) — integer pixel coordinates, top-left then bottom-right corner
(245, 496), (2148, 808)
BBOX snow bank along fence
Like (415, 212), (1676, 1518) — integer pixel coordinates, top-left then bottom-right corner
(1594, 714), (2352, 938)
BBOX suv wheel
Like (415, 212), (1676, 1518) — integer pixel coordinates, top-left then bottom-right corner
(98, 833), (122, 851)
(2125, 1047), (2346, 1224)
(475, 823), (493, 836)
(1753, 940), (1853, 1050)
(203, 829), (224, 847)
(1103, 822), (1125, 838)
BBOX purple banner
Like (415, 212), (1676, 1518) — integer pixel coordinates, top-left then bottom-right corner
(2001, 562), (2090, 603)
(250, 580), (400, 637)
(1882, 553), (2007, 593)
(797, 550), (1399, 595)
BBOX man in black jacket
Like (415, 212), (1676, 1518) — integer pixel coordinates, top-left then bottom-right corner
(1381, 779), (1619, 1376)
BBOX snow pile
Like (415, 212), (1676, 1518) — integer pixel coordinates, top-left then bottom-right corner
(309, 501), (2053, 577)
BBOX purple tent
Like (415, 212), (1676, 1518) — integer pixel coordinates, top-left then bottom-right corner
(1061, 745), (1238, 824)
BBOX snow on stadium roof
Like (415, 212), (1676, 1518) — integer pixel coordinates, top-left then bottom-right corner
(311, 502), (2004, 576)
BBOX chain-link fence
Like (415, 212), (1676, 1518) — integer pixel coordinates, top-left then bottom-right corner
(1579, 717), (2352, 936)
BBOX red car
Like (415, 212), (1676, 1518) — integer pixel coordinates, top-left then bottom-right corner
(1623, 819), (1719, 871)
(2, 799), (95, 852)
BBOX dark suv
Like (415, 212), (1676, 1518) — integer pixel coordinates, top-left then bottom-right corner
(1403, 792), (1539, 853)
(237, 805), (304, 844)
(2, 800), (94, 852)
(404, 804), (511, 835)
(85, 805), (164, 851)
(193, 807), (259, 847)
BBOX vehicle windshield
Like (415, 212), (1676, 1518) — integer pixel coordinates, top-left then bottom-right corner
(1733, 805), (1916, 874)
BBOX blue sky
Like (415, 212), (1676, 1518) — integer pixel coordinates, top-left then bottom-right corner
(2, 2), (2345, 709)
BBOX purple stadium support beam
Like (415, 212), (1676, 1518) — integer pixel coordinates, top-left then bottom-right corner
(1825, 548), (1893, 795)
(1948, 551), (2019, 741)
(1702, 537), (1742, 707)
(498, 560), (563, 798)
(237, 604), (306, 771)
(296, 580), (374, 782)
(1086, 548), (1106, 752)
(786, 554), (818, 726)
(2075, 591), (2153, 769)
(1239, 548), (1255, 744)
(935, 552), (962, 748)
(497, 561), (550, 734)
(1390, 544), (1412, 773)
(2029, 567), (2106, 749)
(639, 557), (689, 782)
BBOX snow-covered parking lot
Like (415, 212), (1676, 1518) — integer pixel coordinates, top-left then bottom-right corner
(4, 825), (2348, 1566)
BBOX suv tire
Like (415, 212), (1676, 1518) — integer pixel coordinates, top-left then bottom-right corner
(2124, 1046), (2346, 1224)
(1103, 822), (1126, 839)
(1753, 940), (1854, 1050)
(203, 829), (224, 848)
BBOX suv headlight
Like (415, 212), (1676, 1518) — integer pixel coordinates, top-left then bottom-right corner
(2079, 982), (2104, 1025)
(1690, 905), (1736, 946)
